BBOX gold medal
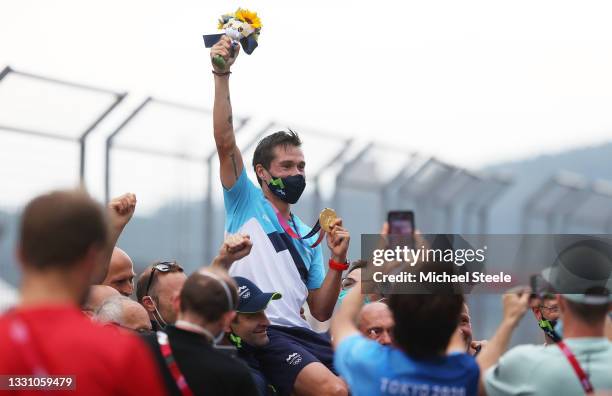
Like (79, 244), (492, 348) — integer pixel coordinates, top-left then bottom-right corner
(319, 208), (337, 233)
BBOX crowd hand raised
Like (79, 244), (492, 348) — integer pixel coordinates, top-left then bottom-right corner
(108, 193), (136, 231)
(502, 286), (531, 327)
(215, 233), (252, 268)
(327, 218), (350, 262)
(211, 35), (240, 73)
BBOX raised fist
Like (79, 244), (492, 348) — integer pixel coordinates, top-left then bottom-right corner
(108, 193), (136, 231)
(211, 35), (240, 73)
(213, 233), (252, 269)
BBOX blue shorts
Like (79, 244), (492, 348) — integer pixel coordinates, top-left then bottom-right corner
(254, 325), (336, 396)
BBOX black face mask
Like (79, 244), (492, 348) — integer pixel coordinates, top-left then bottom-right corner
(266, 171), (306, 204)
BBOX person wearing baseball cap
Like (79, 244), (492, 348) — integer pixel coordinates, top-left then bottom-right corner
(481, 238), (612, 396)
(229, 276), (282, 396)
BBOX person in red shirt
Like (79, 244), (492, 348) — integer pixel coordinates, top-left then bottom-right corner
(0, 189), (167, 396)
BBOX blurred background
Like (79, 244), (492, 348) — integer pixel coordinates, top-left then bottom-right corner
(2, 0), (612, 342)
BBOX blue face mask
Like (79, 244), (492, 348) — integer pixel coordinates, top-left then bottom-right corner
(337, 289), (348, 304)
(554, 319), (564, 339)
(337, 289), (371, 305)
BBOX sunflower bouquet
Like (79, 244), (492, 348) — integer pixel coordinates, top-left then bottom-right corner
(203, 8), (262, 69)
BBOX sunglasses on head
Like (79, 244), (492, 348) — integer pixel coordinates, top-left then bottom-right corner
(144, 261), (183, 297)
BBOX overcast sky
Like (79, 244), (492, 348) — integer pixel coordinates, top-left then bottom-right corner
(2, 0), (612, 209)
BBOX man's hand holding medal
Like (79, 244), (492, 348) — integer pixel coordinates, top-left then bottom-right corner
(325, 217), (350, 263)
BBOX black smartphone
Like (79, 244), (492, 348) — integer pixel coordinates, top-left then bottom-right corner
(530, 274), (539, 300)
(388, 211), (415, 236)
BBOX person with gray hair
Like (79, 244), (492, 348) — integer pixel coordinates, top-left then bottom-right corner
(95, 295), (152, 334)
(82, 285), (120, 318)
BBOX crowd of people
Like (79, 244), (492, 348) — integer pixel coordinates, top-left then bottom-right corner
(1, 35), (612, 396)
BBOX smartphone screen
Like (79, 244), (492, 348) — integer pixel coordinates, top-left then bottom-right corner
(387, 211), (415, 248)
(388, 211), (415, 235)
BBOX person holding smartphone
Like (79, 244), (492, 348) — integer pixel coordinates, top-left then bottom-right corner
(479, 240), (612, 395)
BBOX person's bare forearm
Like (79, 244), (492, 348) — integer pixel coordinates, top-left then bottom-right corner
(213, 74), (244, 188)
(211, 255), (232, 270)
(331, 283), (362, 347)
(213, 75), (235, 153)
(95, 194), (136, 284)
(210, 35), (243, 188)
(476, 289), (530, 396)
(478, 290), (530, 372)
(95, 225), (123, 283)
(310, 221), (350, 322)
(476, 319), (515, 378)
(476, 319), (516, 396)
(105, 225), (123, 257)
(309, 269), (343, 321)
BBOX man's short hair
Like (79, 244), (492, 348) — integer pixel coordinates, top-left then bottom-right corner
(252, 129), (302, 185)
(19, 190), (108, 270)
(565, 299), (610, 323)
(136, 261), (184, 303)
(388, 294), (464, 359)
(180, 269), (238, 323)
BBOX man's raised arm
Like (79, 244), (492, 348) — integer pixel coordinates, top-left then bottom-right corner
(211, 35), (244, 189)
(92, 193), (136, 284)
(211, 233), (252, 270)
(307, 218), (350, 321)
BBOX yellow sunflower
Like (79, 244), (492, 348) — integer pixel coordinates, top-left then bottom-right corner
(234, 8), (262, 29)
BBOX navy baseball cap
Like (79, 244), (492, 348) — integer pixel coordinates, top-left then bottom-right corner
(233, 276), (282, 313)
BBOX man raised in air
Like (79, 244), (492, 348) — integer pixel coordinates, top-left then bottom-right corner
(210, 36), (349, 396)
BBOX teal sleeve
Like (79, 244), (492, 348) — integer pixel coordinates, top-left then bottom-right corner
(222, 168), (257, 232)
(306, 244), (325, 290)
